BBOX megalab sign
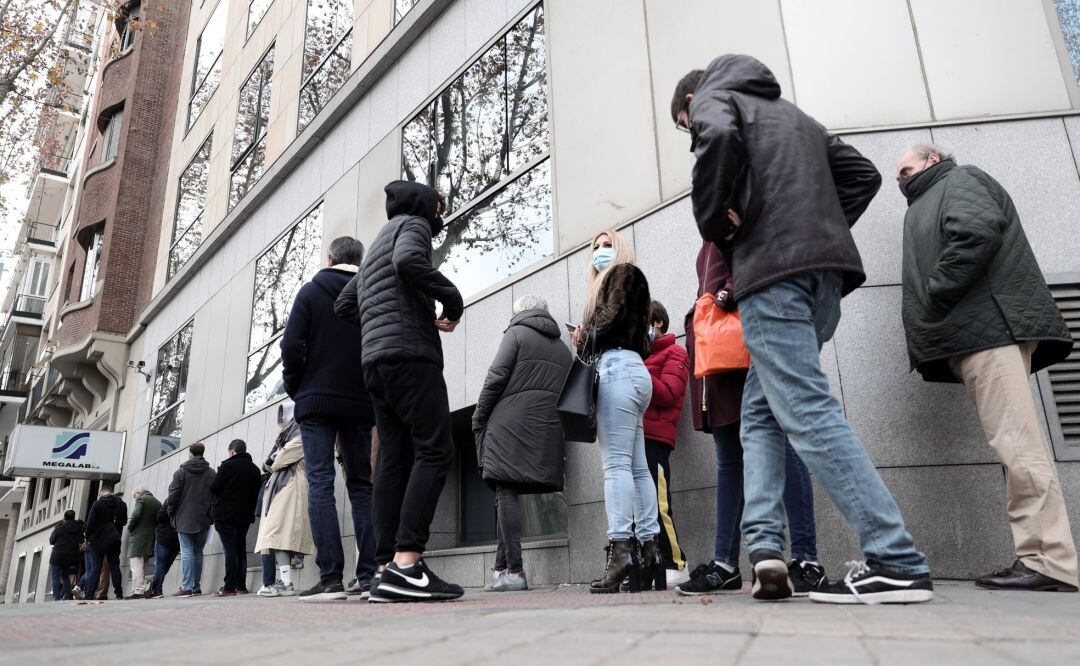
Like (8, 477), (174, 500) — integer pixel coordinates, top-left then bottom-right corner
(3, 425), (124, 481)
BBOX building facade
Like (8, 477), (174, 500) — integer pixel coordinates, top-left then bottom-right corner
(5, 0), (1080, 601)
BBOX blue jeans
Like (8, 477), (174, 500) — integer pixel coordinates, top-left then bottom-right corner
(712, 422), (819, 565)
(300, 417), (376, 585)
(738, 272), (929, 574)
(178, 529), (210, 591)
(261, 553), (275, 587)
(85, 542), (122, 599)
(51, 563), (76, 600)
(151, 542), (179, 593)
(596, 349), (660, 542)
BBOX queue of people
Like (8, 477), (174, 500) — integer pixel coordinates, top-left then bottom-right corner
(48, 50), (1076, 606)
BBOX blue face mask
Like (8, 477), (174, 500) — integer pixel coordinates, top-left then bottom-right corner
(592, 248), (615, 273)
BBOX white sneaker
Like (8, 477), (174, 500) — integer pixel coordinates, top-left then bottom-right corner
(256, 584), (279, 597)
(666, 567), (691, 587)
(274, 581), (297, 597)
(484, 570), (505, 591)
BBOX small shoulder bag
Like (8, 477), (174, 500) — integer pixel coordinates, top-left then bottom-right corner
(556, 326), (599, 442)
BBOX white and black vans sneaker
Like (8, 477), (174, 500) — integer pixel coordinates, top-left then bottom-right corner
(788, 559), (828, 596)
(298, 580), (347, 602)
(750, 551), (793, 601)
(371, 560), (464, 603)
(809, 561), (934, 605)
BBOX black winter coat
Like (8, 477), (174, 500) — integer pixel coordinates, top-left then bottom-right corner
(472, 310), (573, 493)
(689, 55), (880, 298)
(210, 451), (263, 525)
(167, 456), (216, 534)
(901, 160), (1072, 382)
(358, 181), (464, 369)
(282, 267), (374, 422)
(155, 503), (180, 553)
(49, 519), (84, 566)
(84, 493), (127, 553)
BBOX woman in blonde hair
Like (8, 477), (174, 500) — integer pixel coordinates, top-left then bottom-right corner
(573, 229), (663, 593)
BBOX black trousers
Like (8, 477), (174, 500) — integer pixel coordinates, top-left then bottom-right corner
(644, 439), (685, 570)
(86, 541), (122, 599)
(494, 485), (522, 573)
(364, 360), (455, 564)
(216, 522), (249, 592)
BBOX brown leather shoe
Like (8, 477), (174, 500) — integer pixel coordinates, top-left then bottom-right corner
(975, 559), (1078, 592)
(590, 540), (640, 594)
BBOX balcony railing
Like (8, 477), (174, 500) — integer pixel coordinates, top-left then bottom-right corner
(39, 153), (72, 178)
(12, 294), (47, 319)
(0, 370), (30, 394)
(26, 223), (59, 246)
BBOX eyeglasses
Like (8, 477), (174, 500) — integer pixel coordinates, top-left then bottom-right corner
(674, 122), (691, 134)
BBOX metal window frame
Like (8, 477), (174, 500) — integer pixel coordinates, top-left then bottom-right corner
(187, 0), (228, 130)
(168, 133), (214, 279)
(230, 44), (276, 174)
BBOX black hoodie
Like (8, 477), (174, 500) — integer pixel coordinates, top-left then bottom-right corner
(688, 54), (881, 299)
(166, 455), (216, 534)
(470, 309), (573, 493)
(84, 493), (127, 552)
(357, 181), (464, 368)
(281, 266), (374, 422)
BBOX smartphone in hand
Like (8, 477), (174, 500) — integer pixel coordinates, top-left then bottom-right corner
(564, 322), (577, 334)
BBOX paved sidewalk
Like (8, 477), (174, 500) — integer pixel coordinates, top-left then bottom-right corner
(1, 582), (1077, 665)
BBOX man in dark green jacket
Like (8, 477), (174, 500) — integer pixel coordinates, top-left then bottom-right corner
(126, 488), (161, 597)
(897, 144), (1077, 593)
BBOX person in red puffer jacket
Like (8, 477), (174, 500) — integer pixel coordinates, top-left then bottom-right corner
(643, 300), (691, 587)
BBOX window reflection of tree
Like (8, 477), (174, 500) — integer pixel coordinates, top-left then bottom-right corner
(148, 322), (193, 463)
(394, 0), (419, 24)
(169, 135), (213, 278)
(189, 1), (227, 129)
(247, 0), (274, 39)
(298, 0), (352, 132)
(230, 47), (275, 211)
(401, 6), (548, 295)
(245, 207), (323, 411)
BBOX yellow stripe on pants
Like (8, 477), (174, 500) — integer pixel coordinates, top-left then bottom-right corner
(657, 467), (685, 569)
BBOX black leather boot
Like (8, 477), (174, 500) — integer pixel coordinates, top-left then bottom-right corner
(590, 540), (640, 594)
(639, 538), (667, 591)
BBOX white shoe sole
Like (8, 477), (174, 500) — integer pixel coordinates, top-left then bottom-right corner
(376, 582), (463, 601)
(752, 560), (793, 601)
(298, 591), (346, 602)
(809, 589), (934, 605)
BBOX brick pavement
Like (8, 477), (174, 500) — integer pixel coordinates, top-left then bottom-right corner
(1, 582), (1079, 665)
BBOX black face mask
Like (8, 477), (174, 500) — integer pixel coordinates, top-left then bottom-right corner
(898, 157), (930, 198)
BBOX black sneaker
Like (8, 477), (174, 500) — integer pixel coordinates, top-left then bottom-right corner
(675, 562), (742, 595)
(298, 580), (347, 602)
(789, 560), (828, 596)
(750, 550), (793, 601)
(371, 560), (464, 602)
(345, 578), (372, 599)
(810, 561), (934, 605)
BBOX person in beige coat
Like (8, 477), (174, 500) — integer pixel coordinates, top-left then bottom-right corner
(255, 403), (314, 597)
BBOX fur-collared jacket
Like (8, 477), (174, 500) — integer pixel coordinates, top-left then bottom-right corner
(583, 263), (652, 359)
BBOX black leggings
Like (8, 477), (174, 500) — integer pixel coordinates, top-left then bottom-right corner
(494, 485), (522, 573)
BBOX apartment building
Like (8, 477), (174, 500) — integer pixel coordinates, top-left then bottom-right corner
(4, 0), (1080, 601)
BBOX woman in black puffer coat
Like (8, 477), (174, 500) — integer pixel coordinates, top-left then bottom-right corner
(473, 296), (572, 591)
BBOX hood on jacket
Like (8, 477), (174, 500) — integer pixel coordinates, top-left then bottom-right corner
(700, 54), (782, 100)
(310, 267), (354, 299)
(650, 333), (677, 354)
(96, 493), (122, 509)
(904, 159), (956, 204)
(507, 309), (560, 339)
(182, 456), (211, 474)
(384, 180), (443, 233)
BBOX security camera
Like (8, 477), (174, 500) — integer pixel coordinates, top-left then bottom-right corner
(128, 360), (152, 382)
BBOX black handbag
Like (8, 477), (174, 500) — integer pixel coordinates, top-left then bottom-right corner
(556, 327), (599, 442)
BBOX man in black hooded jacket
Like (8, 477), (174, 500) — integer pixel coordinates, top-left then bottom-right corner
(356, 180), (464, 603)
(673, 54), (931, 605)
(83, 484), (127, 600)
(281, 235), (377, 602)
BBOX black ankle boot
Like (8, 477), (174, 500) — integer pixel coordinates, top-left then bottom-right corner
(639, 538), (666, 591)
(590, 540), (640, 594)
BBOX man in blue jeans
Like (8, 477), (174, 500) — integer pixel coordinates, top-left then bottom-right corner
(674, 54), (932, 604)
(166, 442), (215, 597)
(281, 236), (377, 602)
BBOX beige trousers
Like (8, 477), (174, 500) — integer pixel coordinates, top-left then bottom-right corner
(130, 556), (147, 594)
(948, 341), (1079, 587)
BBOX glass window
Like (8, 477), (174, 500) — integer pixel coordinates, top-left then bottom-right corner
(146, 320), (193, 465)
(169, 134), (213, 279)
(26, 551), (41, 604)
(401, 5), (550, 299)
(99, 109), (123, 163)
(1055, 0), (1080, 87)
(80, 227), (104, 301)
(247, 0), (273, 39)
(188, 1), (227, 129)
(118, 2), (140, 51)
(230, 45), (275, 210)
(298, 0), (352, 133)
(245, 205), (323, 411)
(394, 0), (419, 25)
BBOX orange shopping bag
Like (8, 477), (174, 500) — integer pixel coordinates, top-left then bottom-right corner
(692, 293), (751, 378)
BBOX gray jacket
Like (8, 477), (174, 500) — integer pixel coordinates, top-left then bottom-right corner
(472, 310), (573, 493)
(166, 456), (216, 534)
